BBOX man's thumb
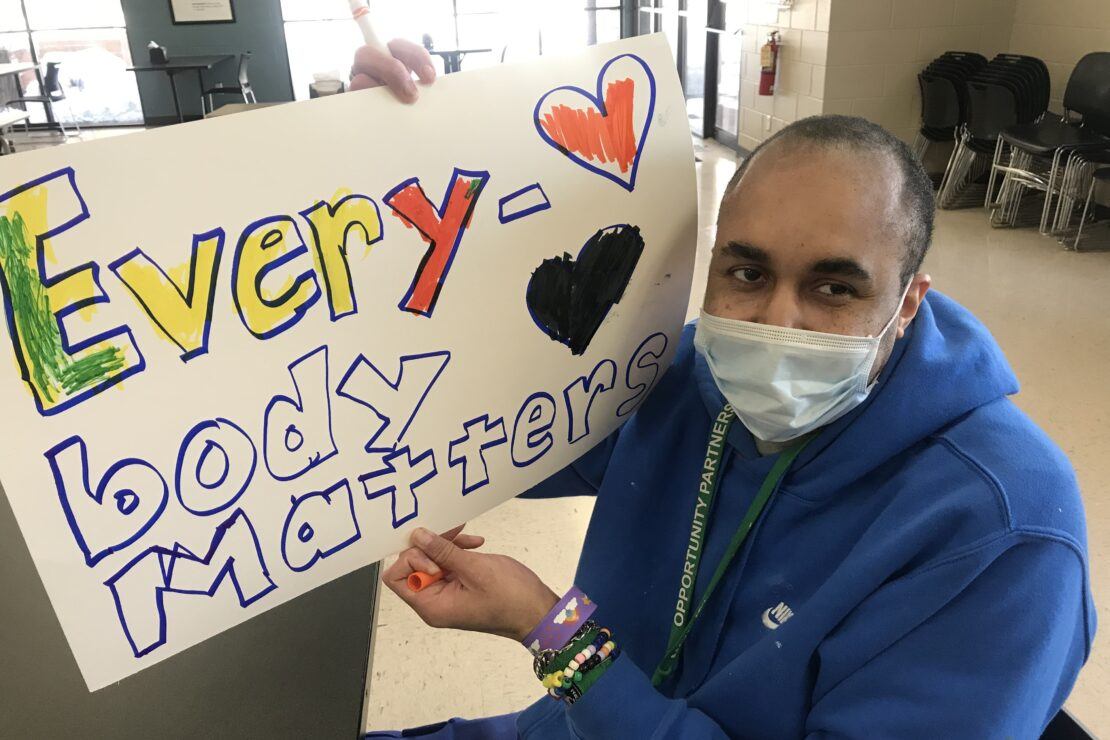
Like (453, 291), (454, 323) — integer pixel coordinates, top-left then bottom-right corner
(411, 527), (468, 570)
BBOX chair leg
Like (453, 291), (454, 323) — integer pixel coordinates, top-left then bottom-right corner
(985, 137), (1005, 209)
(1055, 155), (1085, 236)
(937, 136), (962, 206)
(1072, 178), (1097, 251)
(912, 132), (927, 161)
(65, 99), (81, 135)
(1039, 148), (1066, 234)
(241, 89), (249, 104)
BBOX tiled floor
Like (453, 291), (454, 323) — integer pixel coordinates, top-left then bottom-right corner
(366, 138), (1110, 736)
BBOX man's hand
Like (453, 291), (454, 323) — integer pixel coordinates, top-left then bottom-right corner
(383, 526), (560, 642)
(349, 38), (436, 103)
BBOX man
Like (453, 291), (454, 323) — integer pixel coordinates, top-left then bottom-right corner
(355, 42), (1094, 738)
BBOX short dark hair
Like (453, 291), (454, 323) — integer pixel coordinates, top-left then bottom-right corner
(724, 115), (935, 286)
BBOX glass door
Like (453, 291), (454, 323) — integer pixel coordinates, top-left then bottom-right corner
(630, 0), (742, 150)
(0, 0), (143, 126)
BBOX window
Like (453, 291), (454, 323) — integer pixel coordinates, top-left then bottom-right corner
(280, 0), (623, 101)
(0, 0), (141, 126)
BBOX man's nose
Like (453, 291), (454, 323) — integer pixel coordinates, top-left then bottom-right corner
(758, 286), (805, 329)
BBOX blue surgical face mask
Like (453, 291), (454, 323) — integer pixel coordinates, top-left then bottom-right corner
(693, 288), (908, 444)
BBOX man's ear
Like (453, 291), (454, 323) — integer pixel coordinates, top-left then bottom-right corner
(896, 273), (932, 339)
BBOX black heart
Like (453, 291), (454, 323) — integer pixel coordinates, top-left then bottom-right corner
(526, 224), (644, 355)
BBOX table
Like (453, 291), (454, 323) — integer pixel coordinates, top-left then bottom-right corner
(430, 47), (492, 74)
(0, 62), (35, 80)
(128, 54), (235, 124)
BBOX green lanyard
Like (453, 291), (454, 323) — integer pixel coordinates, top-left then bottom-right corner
(651, 404), (809, 687)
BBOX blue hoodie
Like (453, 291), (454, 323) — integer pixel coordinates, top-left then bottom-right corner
(511, 292), (1095, 738)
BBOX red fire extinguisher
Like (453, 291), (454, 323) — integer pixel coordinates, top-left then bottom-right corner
(758, 31), (781, 96)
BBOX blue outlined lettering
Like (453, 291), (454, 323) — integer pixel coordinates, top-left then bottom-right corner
(280, 479), (360, 572)
(0, 167), (145, 416)
(45, 435), (168, 567)
(497, 183), (551, 224)
(382, 168), (490, 317)
(447, 414), (507, 495)
(175, 417), (257, 516)
(336, 350), (450, 454)
(263, 345), (337, 481)
(359, 446), (436, 528)
(231, 214), (321, 340)
(563, 359), (617, 443)
(104, 508), (276, 658)
(108, 228), (225, 363)
(299, 193), (384, 321)
(511, 392), (556, 467)
(617, 332), (667, 416)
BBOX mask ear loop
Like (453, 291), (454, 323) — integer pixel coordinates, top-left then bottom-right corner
(870, 279), (915, 339)
(860, 280), (915, 391)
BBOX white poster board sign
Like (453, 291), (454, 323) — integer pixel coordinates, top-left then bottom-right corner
(0, 35), (695, 690)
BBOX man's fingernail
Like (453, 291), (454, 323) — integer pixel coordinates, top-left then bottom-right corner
(412, 527), (434, 547)
(421, 64), (435, 81)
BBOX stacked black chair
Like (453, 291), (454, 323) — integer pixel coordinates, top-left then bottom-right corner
(913, 51), (987, 162)
(986, 51), (1110, 231)
(938, 53), (1049, 208)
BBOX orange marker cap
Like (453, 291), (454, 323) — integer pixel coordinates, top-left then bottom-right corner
(407, 570), (444, 592)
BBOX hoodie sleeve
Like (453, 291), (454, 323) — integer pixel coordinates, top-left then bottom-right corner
(518, 431), (618, 499)
(804, 535), (1093, 739)
(536, 657), (730, 739)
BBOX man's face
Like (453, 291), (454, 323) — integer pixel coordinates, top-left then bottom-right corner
(704, 143), (931, 380)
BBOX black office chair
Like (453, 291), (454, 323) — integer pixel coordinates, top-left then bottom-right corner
(3, 61), (80, 137)
(201, 52), (256, 114)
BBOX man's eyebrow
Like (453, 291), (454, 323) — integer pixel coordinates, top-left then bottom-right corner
(723, 241), (770, 262)
(811, 258), (873, 282)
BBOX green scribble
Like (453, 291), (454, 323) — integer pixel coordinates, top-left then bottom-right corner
(0, 211), (125, 405)
(466, 178), (482, 199)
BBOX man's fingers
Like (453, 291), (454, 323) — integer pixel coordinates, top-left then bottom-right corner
(441, 524), (465, 541)
(388, 38), (437, 84)
(401, 547), (441, 578)
(351, 45), (417, 103)
(412, 527), (467, 570)
(454, 533), (485, 550)
(348, 72), (378, 92)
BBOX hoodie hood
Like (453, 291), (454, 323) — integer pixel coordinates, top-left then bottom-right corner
(694, 291), (1020, 501)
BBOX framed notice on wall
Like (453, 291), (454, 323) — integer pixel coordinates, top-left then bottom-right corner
(169, 0), (236, 24)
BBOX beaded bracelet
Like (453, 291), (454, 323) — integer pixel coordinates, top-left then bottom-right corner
(540, 629), (620, 704)
(533, 621), (600, 679)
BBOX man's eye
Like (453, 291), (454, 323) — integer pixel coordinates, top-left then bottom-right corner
(731, 267), (764, 284)
(815, 282), (855, 297)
